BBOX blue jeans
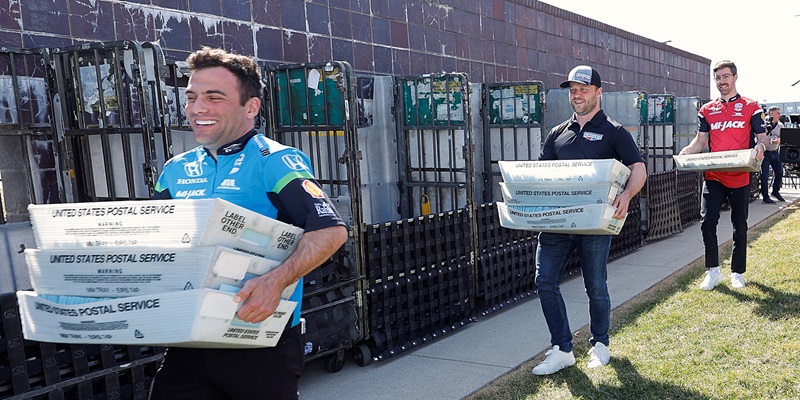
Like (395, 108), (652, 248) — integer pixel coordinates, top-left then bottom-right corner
(760, 150), (783, 198)
(535, 232), (612, 353)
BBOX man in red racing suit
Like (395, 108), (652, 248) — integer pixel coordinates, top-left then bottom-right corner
(679, 60), (768, 291)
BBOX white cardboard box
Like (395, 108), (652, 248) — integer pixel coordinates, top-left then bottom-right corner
(673, 149), (761, 172)
(25, 246), (296, 299)
(498, 159), (631, 186)
(27, 199), (304, 261)
(17, 289), (296, 348)
(497, 202), (626, 235)
(499, 181), (620, 207)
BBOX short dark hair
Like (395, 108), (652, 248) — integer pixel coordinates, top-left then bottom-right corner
(186, 47), (263, 105)
(713, 60), (737, 75)
(767, 106), (781, 112)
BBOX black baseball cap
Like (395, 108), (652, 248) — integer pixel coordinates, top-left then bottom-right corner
(559, 65), (602, 88)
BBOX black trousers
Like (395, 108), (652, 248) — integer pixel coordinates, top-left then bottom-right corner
(700, 179), (750, 273)
(149, 324), (304, 400)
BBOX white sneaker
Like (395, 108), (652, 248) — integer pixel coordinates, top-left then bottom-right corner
(587, 342), (610, 368)
(531, 345), (575, 375)
(699, 267), (722, 290)
(730, 272), (746, 288)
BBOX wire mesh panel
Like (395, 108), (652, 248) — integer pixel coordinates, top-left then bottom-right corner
(645, 170), (683, 241)
(646, 95), (677, 173)
(49, 41), (171, 202)
(609, 194), (645, 259)
(482, 81), (544, 203)
(475, 204), (537, 315)
(265, 61), (367, 367)
(677, 170), (702, 226)
(395, 73), (474, 218)
(362, 210), (476, 361)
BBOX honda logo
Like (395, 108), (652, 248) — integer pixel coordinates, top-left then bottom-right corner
(282, 154), (308, 171)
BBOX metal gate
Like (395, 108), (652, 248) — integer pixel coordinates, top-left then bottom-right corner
(0, 47), (56, 223)
(646, 94), (677, 173)
(675, 96), (701, 154)
(49, 41), (171, 202)
(395, 73), (474, 218)
(481, 81), (544, 202)
(265, 61), (368, 370)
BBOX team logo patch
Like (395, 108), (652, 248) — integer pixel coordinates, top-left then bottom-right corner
(282, 154), (308, 171)
(221, 143), (242, 154)
(583, 132), (603, 141)
(184, 161), (203, 177)
(734, 103), (743, 112)
(302, 180), (325, 198)
(230, 154), (245, 174)
(315, 203), (337, 217)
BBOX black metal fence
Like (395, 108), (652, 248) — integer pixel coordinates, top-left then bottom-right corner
(1, 41), (718, 398)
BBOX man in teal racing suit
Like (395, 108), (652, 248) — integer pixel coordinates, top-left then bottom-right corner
(148, 47), (347, 400)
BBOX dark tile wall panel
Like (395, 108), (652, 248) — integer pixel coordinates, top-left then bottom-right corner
(0, 0), (21, 31)
(21, 0), (70, 36)
(113, 4), (156, 43)
(222, 0), (252, 21)
(2, 0), (711, 99)
(223, 21), (255, 56)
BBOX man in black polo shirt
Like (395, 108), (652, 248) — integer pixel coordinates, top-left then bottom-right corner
(530, 65), (647, 375)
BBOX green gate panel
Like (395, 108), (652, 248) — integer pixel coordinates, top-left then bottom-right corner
(402, 75), (465, 126)
(649, 95), (675, 123)
(276, 65), (346, 127)
(488, 82), (543, 125)
(639, 92), (649, 124)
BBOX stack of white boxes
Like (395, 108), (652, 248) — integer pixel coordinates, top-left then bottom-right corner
(17, 198), (304, 348)
(496, 159), (631, 235)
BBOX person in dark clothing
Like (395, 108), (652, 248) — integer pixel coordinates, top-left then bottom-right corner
(530, 65), (646, 376)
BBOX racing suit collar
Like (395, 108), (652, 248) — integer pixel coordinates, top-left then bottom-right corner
(719, 93), (740, 103)
(213, 129), (258, 156)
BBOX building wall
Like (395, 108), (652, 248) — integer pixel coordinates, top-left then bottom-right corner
(0, 0), (711, 98)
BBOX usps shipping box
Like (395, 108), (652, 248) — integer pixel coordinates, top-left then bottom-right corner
(500, 181), (620, 207)
(497, 202), (626, 235)
(27, 199), (303, 261)
(673, 149), (761, 172)
(498, 159), (631, 186)
(17, 289), (296, 348)
(25, 246), (296, 299)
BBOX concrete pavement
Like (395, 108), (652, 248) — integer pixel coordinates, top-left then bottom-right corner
(298, 188), (799, 400)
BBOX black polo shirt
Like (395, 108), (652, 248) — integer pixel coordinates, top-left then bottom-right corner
(540, 109), (643, 166)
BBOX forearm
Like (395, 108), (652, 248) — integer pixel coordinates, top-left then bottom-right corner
(234, 224), (348, 322)
(622, 162), (647, 198)
(680, 133), (709, 155)
(272, 225), (348, 289)
(754, 133), (769, 149)
(612, 162), (646, 218)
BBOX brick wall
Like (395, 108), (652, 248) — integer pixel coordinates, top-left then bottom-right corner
(0, 0), (710, 98)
